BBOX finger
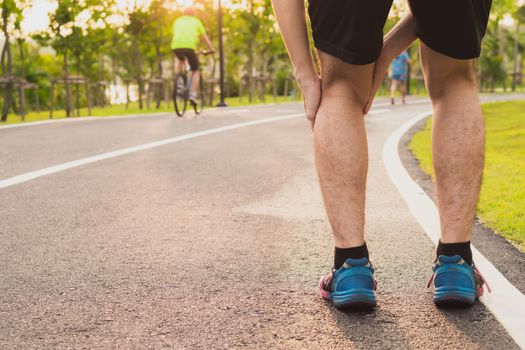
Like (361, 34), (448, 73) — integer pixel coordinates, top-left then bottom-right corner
(363, 99), (372, 115)
(308, 115), (315, 130)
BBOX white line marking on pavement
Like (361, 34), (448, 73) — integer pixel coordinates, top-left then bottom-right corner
(373, 99), (431, 108)
(0, 105), (272, 130)
(367, 108), (390, 115)
(383, 111), (525, 349)
(0, 112), (171, 130)
(0, 113), (304, 189)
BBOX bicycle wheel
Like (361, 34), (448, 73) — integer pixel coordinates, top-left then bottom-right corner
(173, 74), (187, 117)
(192, 74), (205, 115)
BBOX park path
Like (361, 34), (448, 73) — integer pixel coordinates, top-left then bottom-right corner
(0, 96), (523, 349)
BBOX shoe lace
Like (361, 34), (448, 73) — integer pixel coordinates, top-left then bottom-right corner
(426, 272), (435, 289)
(474, 265), (492, 293)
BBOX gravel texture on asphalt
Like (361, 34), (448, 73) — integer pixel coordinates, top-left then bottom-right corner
(1, 99), (523, 349)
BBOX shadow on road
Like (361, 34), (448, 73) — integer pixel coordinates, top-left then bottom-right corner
(437, 303), (520, 350)
(327, 302), (413, 349)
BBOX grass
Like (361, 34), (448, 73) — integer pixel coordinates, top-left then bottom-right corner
(409, 101), (525, 252)
(0, 94), (301, 125)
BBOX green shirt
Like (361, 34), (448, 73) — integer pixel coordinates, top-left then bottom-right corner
(171, 16), (205, 50)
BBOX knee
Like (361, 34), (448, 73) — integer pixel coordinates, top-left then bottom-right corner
(424, 62), (477, 101)
(322, 78), (371, 109)
(318, 51), (374, 109)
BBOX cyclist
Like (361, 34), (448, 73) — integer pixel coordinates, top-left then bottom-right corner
(171, 8), (215, 106)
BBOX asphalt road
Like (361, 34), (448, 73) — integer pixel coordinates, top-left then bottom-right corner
(1, 96), (524, 349)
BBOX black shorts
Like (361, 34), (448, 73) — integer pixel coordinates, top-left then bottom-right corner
(308, 0), (492, 65)
(173, 48), (199, 71)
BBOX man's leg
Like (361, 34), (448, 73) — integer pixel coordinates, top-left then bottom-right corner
(420, 43), (484, 250)
(177, 58), (186, 74)
(314, 51), (373, 251)
(190, 70), (200, 97)
(315, 51), (378, 308)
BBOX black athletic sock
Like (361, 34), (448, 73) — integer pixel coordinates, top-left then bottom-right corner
(436, 240), (472, 265)
(334, 243), (369, 269)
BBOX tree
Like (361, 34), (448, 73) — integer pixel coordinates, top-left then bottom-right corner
(33, 1), (86, 117)
(1, 0), (29, 121)
(512, 6), (525, 91)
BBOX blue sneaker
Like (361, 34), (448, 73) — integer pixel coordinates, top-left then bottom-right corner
(428, 255), (491, 306)
(319, 257), (377, 308)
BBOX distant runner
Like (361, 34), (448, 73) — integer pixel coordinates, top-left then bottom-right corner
(171, 8), (215, 105)
(389, 51), (410, 105)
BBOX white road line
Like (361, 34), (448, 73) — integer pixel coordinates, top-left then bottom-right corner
(0, 113), (304, 189)
(383, 111), (525, 349)
(373, 99), (430, 108)
(367, 108), (390, 115)
(0, 112), (171, 130)
(0, 105), (272, 130)
(0, 99), (424, 131)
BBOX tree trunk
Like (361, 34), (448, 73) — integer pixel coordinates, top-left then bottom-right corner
(35, 87), (40, 113)
(75, 55), (81, 116)
(17, 39), (27, 118)
(138, 78), (143, 109)
(19, 84), (26, 121)
(64, 53), (73, 117)
(155, 37), (163, 109)
(1, 7), (13, 121)
(247, 50), (254, 103)
(126, 81), (130, 109)
(17, 39), (25, 78)
(49, 82), (55, 119)
(85, 81), (92, 116)
(272, 78), (277, 102)
(497, 20), (505, 89)
(512, 19), (520, 91)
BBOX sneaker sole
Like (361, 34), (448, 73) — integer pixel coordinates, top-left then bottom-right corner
(433, 287), (476, 306)
(332, 290), (376, 309)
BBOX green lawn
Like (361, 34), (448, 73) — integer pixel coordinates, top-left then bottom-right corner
(0, 94), (301, 125)
(409, 101), (525, 251)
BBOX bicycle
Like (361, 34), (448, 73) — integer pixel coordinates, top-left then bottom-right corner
(173, 50), (214, 117)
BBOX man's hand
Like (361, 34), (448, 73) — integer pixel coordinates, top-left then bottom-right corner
(363, 13), (417, 115)
(272, 0), (320, 128)
(298, 75), (321, 129)
(363, 54), (390, 115)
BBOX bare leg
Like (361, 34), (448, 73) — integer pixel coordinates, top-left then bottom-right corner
(420, 43), (484, 243)
(400, 80), (407, 103)
(314, 51), (374, 248)
(177, 59), (185, 74)
(190, 70), (200, 97)
(390, 79), (398, 104)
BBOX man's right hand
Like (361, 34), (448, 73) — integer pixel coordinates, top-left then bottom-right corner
(363, 54), (390, 115)
(363, 13), (417, 115)
(297, 75), (322, 129)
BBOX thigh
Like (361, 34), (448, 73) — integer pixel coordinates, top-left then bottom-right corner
(308, 0), (393, 65)
(185, 50), (200, 72)
(173, 49), (186, 63)
(409, 0), (492, 59)
(391, 79), (398, 89)
(173, 49), (199, 71)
